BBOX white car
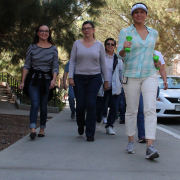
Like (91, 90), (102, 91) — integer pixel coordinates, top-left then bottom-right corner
(156, 76), (180, 117)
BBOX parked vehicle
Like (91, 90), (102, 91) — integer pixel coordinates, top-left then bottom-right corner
(156, 76), (180, 117)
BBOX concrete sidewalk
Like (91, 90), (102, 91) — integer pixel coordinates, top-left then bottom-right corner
(0, 105), (180, 180)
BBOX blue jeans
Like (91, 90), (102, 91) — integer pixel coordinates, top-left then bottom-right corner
(137, 93), (145, 139)
(28, 79), (51, 129)
(101, 96), (109, 119)
(96, 89), (119, 128)
(73, 74), (102, 138)
(68, 85), (76, 113)
(118, 88), (126, 121)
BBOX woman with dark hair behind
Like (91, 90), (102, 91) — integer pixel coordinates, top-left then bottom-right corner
(118, 2), (161, 159)
(19, 25), (59, 140)
(69, 21), (108, 142)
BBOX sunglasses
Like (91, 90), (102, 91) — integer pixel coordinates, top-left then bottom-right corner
(106, 43), (115, 46)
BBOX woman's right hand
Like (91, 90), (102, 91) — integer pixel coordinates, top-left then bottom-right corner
(63, 83), (67, 90)
(123, 41), (132, 51)
(69, 78), (75, 87)
(19, 82), (24, 90)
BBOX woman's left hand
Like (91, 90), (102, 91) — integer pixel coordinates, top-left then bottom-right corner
(49, 80), (56, 89)
(163, 81), (168, 90)
(154, 60), (161, 69)
(103, 81), (109, 91)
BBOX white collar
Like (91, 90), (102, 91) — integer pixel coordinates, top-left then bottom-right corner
(106, 53), (114, 58)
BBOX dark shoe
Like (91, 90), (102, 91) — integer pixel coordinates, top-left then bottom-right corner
(71, 112), (75, 119)
(87, 137), (94, 142)
(138, 138), (147, 143)
(38, 134), (45, 137)
(30, 132), (37, 140)
(78, 126), (84, 135)
(119, 120), (125, 124)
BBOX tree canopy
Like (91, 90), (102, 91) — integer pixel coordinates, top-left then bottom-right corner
(1, 0), (180, 78)
(94, 0), (180, 66)
(0, 0), (106, 78)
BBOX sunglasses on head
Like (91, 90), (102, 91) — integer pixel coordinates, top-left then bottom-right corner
(106, 43), (115, 46)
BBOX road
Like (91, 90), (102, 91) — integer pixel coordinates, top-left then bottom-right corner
(158, 117), (180, 132)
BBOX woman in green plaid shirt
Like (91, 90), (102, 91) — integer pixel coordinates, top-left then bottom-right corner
(117, 2), (161, 159)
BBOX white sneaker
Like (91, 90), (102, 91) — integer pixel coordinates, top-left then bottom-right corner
(146, 145), (159, 159)
(96, 123), (101, 131)
(106, 126), (115, 135)
(103, 117), (107, 124)
(125, 141), (135, 154)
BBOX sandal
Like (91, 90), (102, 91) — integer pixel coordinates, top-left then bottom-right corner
(30, 132), (37, 140)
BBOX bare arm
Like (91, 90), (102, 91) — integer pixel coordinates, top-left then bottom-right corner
(63, 71), (68, 90)
(19, 68), (29, 90)
(49, 72), (58, 89)
(159, 64), (168, 90)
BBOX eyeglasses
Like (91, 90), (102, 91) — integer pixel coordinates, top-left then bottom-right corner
(106, 43), (115, 46)
(39, 30), (49, 33)
(82, 27), (93, 31)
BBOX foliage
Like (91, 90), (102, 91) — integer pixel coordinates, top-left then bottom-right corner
(0, 71), (65, 111)
(95, 0), (180, 65)
(0, 0), (106, 79)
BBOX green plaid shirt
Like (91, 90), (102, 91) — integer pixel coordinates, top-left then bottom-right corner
(117, 24), (158, 78)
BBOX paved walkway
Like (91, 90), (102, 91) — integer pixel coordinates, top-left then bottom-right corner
(0, 102), (180, 180)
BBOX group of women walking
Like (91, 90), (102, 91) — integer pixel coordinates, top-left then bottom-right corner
(19, 2), (161, 159)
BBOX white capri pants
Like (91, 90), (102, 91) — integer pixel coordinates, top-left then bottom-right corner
(123, 72), (158, 140)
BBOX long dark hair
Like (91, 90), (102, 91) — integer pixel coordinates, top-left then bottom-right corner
(82, 21), (95, 38)
(32, 24), (54, 45)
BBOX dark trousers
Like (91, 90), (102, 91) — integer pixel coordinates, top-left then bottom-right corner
(96, 89), (119, 128)
(68, 85), (76, 113)
(118, 88), (126, 121)
(101, 96), (109, 119)
(73, 74), (102, 137)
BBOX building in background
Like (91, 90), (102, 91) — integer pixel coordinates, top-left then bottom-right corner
(165, 54), (180, 76)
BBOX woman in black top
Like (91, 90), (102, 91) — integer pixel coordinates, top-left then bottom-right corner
(19, 25), (59, 140)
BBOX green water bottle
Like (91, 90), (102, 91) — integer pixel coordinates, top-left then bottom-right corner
(153, 55), (160, 70)
(124, 36), (133, 53)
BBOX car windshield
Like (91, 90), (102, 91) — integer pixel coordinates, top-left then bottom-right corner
(158, 77), (180, 89)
